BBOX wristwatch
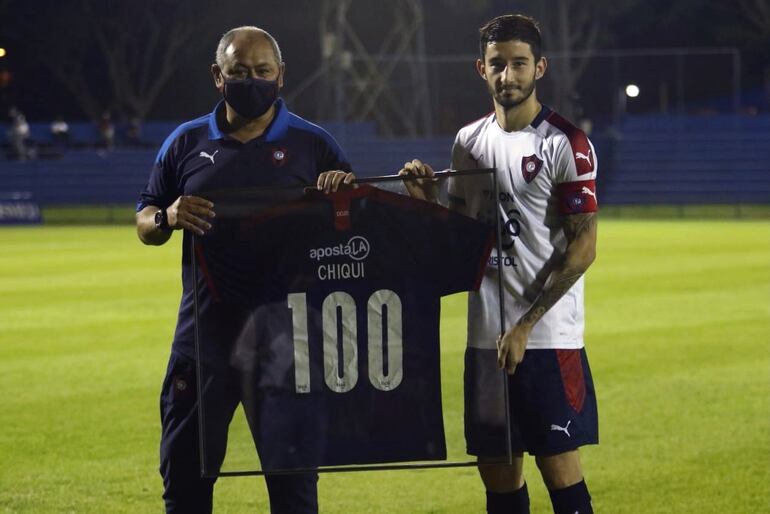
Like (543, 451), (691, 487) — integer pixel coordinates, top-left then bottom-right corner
(154, 208), (170, 230)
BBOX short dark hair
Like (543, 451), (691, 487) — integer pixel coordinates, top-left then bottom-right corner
(479, 14), (542, 61)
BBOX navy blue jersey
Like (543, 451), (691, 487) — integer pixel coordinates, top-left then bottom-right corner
(195, 185), (495, 469)
(136, 99), (351, 363)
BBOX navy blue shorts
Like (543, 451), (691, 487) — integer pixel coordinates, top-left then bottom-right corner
(464, 347), (598, 457)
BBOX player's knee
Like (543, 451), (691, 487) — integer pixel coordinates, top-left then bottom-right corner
(535, 450), (584, 490)
(478, 460), (525, 493)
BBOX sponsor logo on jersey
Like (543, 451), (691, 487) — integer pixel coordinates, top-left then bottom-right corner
(521, 154), (543, 183)
(311, 236), (370, 280)
(309, 235), (370, 262)
(574, 147), (594, 175)
(575, 149), (592, 167)
(199, 150), (219, 164)
(488, 254), (517, 268)
(481, 189), (515, 203)
(550, 420), (571, 437)
(581, 186), (596, 200)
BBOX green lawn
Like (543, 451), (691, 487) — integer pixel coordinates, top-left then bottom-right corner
(1, 220), (768, 513)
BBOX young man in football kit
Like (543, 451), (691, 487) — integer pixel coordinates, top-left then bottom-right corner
(136, 26), (353, 514)
(400, 14), (599, 514)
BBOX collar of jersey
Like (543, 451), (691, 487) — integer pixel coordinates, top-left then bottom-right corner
(530, 104), (551, 129)
(207, 98), (290, 142)
(487, 103), (552, 133)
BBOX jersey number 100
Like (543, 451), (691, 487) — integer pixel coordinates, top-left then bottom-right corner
(288, 290), (403, 394)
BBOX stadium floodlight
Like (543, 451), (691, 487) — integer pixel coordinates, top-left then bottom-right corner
(625, 84), (640, 98)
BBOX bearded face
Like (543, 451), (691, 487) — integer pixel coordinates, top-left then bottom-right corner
(478, 40), (544, 111)
(488, 68), (537, 110)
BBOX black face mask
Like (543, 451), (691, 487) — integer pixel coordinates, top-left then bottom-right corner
(222, 77), (278, 119)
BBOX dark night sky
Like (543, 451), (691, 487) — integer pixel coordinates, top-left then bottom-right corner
(0, 0), (766, 123)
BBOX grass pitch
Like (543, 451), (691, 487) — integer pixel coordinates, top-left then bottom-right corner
(1, 220), (768, 513)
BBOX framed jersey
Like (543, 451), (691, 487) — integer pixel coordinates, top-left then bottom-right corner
(191, 171), (512, 476)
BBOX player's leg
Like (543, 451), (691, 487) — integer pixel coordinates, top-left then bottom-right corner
(263, 473), (319, 514)
(478, 456), (530, 514)
(239, 330), (320, 514)
(535, 449), (583, 489)
(159, 351), (241, 514)
(479, 454), (525, 491)
(520, 348), (598, 514)
(251, 398), (320, 514)
(536, 450), (592, 514)
(465, 346), (531, 513)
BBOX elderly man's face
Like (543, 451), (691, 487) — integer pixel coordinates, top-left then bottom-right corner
(214, 33), (283, 88)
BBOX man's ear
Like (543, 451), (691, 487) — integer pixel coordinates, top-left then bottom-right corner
(535, 57), (547, 80)
(277, 62), (286, 89)
(475, 59), (486, 81)
(211, 64), (224, 91)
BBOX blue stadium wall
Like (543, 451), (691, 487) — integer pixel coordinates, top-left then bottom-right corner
(1, 115), (768, 206)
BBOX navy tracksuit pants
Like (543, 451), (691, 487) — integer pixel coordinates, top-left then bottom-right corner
(159, 351), (319, 514)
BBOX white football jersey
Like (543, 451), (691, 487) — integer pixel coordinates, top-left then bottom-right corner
(448, 106), (598, 350)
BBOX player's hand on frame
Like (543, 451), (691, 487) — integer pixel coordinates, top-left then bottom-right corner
(167, 195), (215, 236)
(496, 324), (530, 375)
(317, 170), (356, 193)
(398, 159), (439, 203)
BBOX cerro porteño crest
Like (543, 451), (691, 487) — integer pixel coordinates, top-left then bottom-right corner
(521, 154), (543, 183)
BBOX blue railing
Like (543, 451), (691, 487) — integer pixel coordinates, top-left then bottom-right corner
(1, 115), (768, 206)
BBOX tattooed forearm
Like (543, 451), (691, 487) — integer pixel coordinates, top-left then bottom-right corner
(520, 268), (586, 325)
(518, 212), (598, 327)
(564, 212), (597, 241)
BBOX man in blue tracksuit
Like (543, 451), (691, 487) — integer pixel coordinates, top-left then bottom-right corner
(136, 26), (354, 513)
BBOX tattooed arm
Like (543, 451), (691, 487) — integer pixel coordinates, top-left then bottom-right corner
(497, 212), (598, 374)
